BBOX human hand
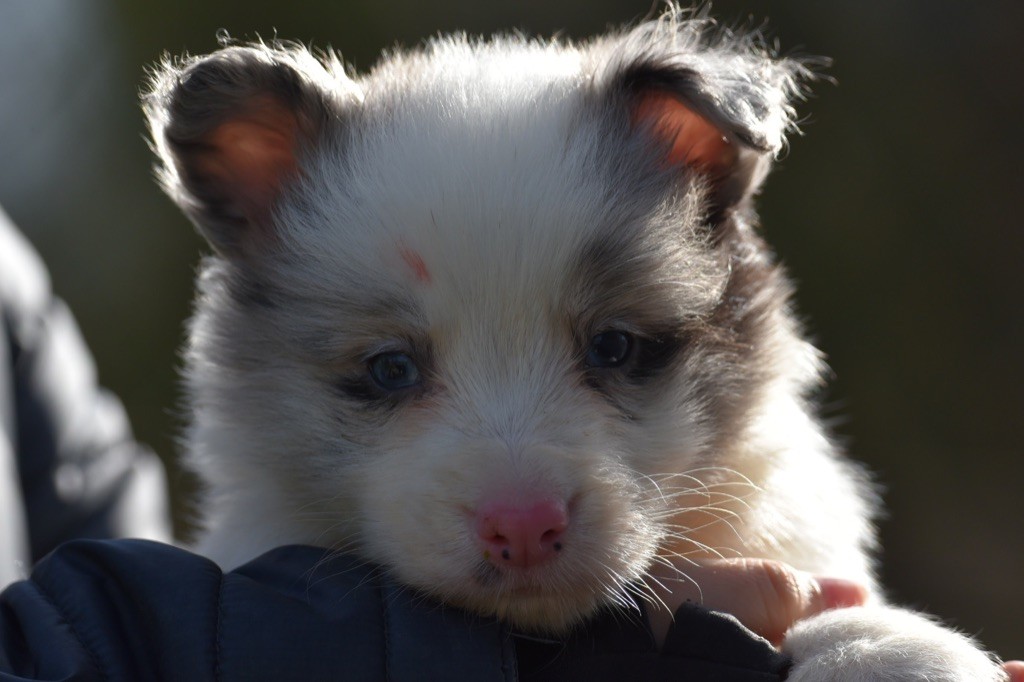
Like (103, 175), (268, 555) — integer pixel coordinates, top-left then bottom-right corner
(644, 558), (1022, 680)
(644, 557), (868, 647)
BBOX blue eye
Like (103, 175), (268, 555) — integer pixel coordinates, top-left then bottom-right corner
(368, 352), (421, 391)
(586, 330), (634, 368)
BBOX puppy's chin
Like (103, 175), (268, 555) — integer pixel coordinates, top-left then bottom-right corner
(460, 586), (607, 634)
(392, 556), (646, 633)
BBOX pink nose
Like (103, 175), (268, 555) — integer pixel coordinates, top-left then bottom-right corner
(475, 499), (569, 569)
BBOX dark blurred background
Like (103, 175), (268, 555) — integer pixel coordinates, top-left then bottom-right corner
(0, 0), (1020, 660)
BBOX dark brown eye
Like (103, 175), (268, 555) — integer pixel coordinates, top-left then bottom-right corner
(585, 330), (634, 368)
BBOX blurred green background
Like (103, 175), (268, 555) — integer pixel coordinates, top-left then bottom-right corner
(0, 0), (1020, 660)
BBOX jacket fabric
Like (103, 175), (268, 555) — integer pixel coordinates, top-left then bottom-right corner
(0, 208), (170, 587)
(0, 540), (518, 682)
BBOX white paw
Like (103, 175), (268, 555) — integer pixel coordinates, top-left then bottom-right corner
(782, 606), (1005, 681)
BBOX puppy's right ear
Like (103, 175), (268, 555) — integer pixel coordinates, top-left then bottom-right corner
(144, 45), (355, 257)
(603, 10), (817, 219)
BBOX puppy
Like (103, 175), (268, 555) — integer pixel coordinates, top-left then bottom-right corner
(144, 6), (1005, 679)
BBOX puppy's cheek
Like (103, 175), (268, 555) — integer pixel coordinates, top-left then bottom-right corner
(355, 437), (481, 581)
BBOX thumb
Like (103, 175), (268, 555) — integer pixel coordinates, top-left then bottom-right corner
(647, 558), (869, 646)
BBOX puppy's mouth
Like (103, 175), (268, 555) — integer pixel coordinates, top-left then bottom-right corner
(448, 543), (646, 633)
(471, 560), (563, 591)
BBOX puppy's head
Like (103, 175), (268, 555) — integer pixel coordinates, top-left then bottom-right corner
(146, 10), (818, 631)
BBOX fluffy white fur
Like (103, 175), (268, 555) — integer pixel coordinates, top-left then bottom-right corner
(144, 6), (1005, 680)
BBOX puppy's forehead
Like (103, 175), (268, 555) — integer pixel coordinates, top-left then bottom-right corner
(301, 64), (601, 286)
(281, 42), (715, 333)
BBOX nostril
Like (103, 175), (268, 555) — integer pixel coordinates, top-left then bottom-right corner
(541, 528), (564, 552)
(475, 499), (569, 568)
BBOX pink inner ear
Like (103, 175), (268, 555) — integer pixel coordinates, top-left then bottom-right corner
(632, 91), (738, 176)
(197, 96), (301, 221)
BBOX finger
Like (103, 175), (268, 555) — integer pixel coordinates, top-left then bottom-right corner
(1004, 660), (1024, 682)
(813, 576), (872, 611)
(647, 558), (868, 645)
(723, 559), (868, 644)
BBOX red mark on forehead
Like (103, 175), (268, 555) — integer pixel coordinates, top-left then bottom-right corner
(398, 244), (431, 284)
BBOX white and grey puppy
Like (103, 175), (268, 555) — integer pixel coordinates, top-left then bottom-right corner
(145, 7), (1004, 680)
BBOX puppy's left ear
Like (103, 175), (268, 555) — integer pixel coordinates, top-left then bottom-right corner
(609, 17), (815, 215)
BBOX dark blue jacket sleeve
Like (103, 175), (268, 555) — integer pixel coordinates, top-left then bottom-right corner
(516, 598), (791, 681)
(0, 540), (518, 682)
(0, 209), (171, 586)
